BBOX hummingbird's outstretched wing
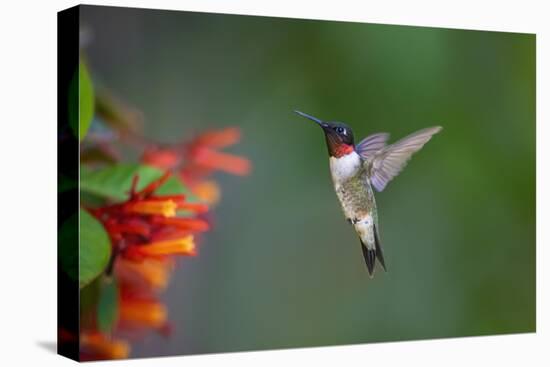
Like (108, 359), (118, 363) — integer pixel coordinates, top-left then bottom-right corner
(355, 133), (389, 160)
(368, 126), (442, 192)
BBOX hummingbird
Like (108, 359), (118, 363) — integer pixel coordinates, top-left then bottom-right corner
(295, 110), (441, 277)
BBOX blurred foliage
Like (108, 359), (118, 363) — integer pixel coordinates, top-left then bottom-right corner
(80, 6), (535, 358)
(68, 61), (95, 141)
(97, 278), (119, 334)
(95, 88), (143, 133)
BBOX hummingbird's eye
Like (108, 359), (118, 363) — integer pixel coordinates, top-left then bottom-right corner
(335, 127), (345, 134)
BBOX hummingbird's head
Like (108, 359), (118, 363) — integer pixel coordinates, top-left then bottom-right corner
(295, 110), (355, 158)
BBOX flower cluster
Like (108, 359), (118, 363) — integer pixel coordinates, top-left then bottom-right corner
(92, 172), (207, 260)
(80, 172), (207, 359)
(66, 52), (251, 360)
(78, 127), (250, 360)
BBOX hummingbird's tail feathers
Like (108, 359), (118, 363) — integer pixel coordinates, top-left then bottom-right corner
(360, 225), (386, 277)
(360, 243), (377, 277)
(360, 241), (386, 277)
(374, 224), (386, 272)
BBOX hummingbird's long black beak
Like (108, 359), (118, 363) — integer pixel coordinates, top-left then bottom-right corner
(294, 110), (327, 127)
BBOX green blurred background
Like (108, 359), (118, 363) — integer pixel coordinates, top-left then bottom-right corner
(81, 5), (535, 358)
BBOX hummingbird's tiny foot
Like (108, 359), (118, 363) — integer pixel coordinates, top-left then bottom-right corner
(347, 217), (360, 225)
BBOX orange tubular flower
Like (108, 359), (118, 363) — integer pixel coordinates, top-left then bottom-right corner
(152, 216), (210, 231)
(192, 126), (241, 148)
(116, 258), (174, 290)
(103, 218), (151, 237)
(119, 298), (167, 329)
(141, 147), (181, 169)
(184, 127), (251, 178)
(80, 333), (130, 360)
(188, 146), (250, 176)
(189, 180), (221, 205)
(177, 201), (210, 214)
(124, 199), (178, 217)
(129, 236), (196, 257)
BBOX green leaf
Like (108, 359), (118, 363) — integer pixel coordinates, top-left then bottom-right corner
(80, 191), (108, 208)
(80, 163), (198, 202)
(97, 277), (119, 334)
(68, 61), (95, 141)
(79, 208), (111, 288)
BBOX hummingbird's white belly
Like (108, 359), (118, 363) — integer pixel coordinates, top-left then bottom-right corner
(329, 151), (362, 184)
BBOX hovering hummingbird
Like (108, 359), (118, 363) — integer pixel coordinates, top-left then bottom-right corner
(295, 110), (441, 277)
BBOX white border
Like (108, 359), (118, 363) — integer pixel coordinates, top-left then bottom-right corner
(0, 1), (547, 366)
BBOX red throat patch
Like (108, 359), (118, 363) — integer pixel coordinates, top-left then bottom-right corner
(332, 144), (354, 158)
